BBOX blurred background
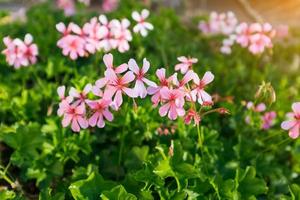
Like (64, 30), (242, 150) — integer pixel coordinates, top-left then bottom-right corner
(1, 0), (300, 26)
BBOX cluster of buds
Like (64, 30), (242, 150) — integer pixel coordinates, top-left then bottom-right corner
(56, 54), (227, 132)
(156, 125), (176, 136)
(244, 101), (276, 130)
(2, 34), (38, 69)
(56, 10), (153, 60)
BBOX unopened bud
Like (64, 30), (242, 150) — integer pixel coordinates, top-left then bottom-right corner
(255, 81), (276, 106)
(218, 108), (230, 114)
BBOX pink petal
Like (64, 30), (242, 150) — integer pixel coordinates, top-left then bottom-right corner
(289, 124), (300, 139)
(292, 102), (300, 116)
(56, 22), (66, 33)
(103, 53), (113, 69)
(142, 77), (157, 87)
(69, 87), (80, 98)
(103, 109), (114, 121)
(142, 58), (150, 73)
(122, 71), (135, 84)
(78, 116), (88, 129)
(281, 120), (297, 130)
(134, 80), (147, 98)
(128, 59), (139, 74)
(123, 87), (137, 98)
(199, 90), (212, 104)
(115, 63), (128, 74)
(105, 68), (118, 82)
(57, 86), (66, 99)
(83, 83), (92, 95)
(177, 56), (188, 63)
(160, 87), (171, 100)
(114, 90), (123, 109)
(95, 77), (108, 88)
(132, 11), (141, 22)
(89, 112), (99, 127)
(97, 114), (105, 128)
(71, 119), (81, 132)
(202, 71), (214, 85)
(168, 104), (178, 120)
(156, 68), (166, 81)
(103, 85), (117, 100)
(159, 103), (170, 117)
(141, 9), (149, 19)
(62, 114), (72, 127)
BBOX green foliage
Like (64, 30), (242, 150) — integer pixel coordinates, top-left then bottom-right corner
(0, 0), (299, 199)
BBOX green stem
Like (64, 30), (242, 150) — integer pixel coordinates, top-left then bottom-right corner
(197, 124), (203, 149)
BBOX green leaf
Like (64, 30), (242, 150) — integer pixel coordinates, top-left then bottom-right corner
(0, 189), (16, 200)
(289, 184), (300, 200)
(69, 172), (116, 200)
(236, 166), (268, 199)
(100, 185), (137, 200)
(0, 123), (44, 167)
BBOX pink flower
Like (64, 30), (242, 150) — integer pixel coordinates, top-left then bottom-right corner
(86, 99), (113, 128)
(103, 53), (128, 74)
(61, 102), (88, 132)
(2, 34), (38, 69)
(98, 15), (116, 52)
(23, 34), (38, 64)
(159, 87), (185, 120)
(56, 0), (75, 16)
(248, 33), (272, 54)
(132, 9), (154, 37)
(184, 109), (201, 125)
(246, 102), (266, 112)
(128, 58), (156, 98)
(103, 69), (136, 109)
(58, 35), (86, 60)
(57, 86), (73, 102)
(147, 68), (175, 106)
(69, 84), (92, 105)
(57, 86), (74, 116)
(236, 22), (251, 47)
(56, 22), (74, 36)
(201, 11), (238, 35)
(174, 56), (198, 74)
(275, 25), (289, 39)
(261, 111), (276, 130)
(111, 19), (132, 53)
(102, 0), (119, 13)
(191, 72), (214, 104)
(82, 17), (106, 54)
(174, 70), (196, 88)
(281, 102), (300, 139)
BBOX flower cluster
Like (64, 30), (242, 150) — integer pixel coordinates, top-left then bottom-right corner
(56, 0), (90, 16)
(2, 34), (38, 69)
(57, 54), (224, 132)
(199, 11), (276, 55)
(198, 11), (238, 35)
(281, 102), (300, 139)
(222, 22), (276, 55)
(245, 101), (276, 130)
(102, 0), (119, 13)
(56, 10), (153, 60)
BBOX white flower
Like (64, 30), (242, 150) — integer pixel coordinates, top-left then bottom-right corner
(132, 9), (154, 37)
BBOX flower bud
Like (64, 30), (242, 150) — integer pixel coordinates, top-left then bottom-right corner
(255, 81), (276, 106)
